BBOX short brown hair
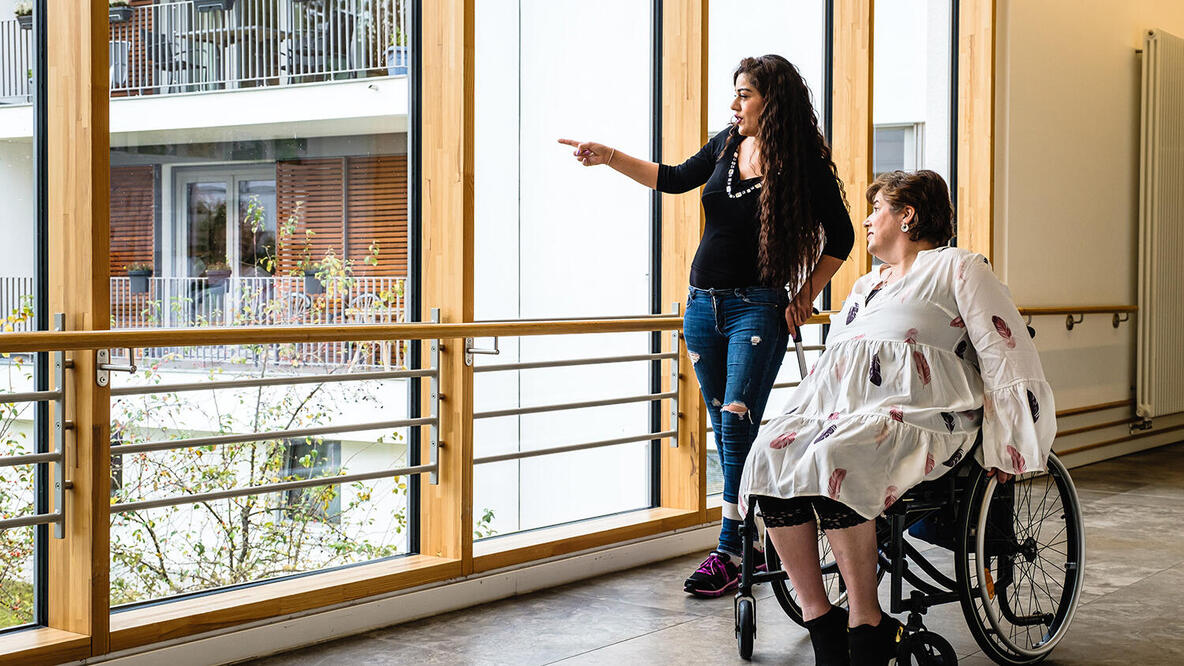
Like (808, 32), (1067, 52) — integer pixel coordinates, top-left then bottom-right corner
(865, 170), (956, 246)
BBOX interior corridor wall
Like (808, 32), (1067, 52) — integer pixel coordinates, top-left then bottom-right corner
(474, 0), (654, 537)
(994, 0), (1184, 464)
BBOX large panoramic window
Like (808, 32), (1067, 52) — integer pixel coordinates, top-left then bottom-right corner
(104, 0), (417, 608)
(0, 0), (44, 632)
(706, 0), (830, 496)
(472, 0), (655, 537)
(873, 0), (955, 182)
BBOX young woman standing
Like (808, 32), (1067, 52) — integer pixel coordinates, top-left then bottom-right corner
(559, 55), (853, 597)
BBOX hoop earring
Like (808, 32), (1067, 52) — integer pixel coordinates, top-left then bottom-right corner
(900, 223), (910, 233)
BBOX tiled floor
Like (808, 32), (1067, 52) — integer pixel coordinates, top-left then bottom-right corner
(245, 442), (1184, 665)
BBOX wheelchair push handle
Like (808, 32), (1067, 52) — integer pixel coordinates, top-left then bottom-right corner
(790, 307), (818, 377)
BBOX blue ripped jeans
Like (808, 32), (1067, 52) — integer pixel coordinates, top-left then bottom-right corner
(684, 286), (790, 557)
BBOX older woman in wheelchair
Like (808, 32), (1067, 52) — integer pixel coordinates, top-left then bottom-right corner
(732, 170), (1084, 665)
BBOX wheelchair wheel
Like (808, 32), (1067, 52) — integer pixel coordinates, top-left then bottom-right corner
(898, 630), (958, 665)
(955, 453), (1085, 664)
(764, 528), (861, 626)
(736, 595), (755, 660)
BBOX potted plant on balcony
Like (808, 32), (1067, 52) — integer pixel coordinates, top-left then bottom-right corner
(109, 0), (133, 24)
(300, 258), (323, 296)
(14, 2), (32, 30)
(193, 0), (236, 12)
(126, 263), (153, 295)
(205, 261), (232, 288)
(386, 27), (408, 77)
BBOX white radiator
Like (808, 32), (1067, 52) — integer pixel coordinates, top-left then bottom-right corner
(1137, 29), (1184, 419)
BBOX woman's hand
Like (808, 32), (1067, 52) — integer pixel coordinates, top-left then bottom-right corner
(557, 138), (614, 167)
(784, 289), (814, 335)
(986, 468), (1014, 484)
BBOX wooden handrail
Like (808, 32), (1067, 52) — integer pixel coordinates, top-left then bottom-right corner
(1018, 305), (1137, 316)
(1055, 399), (1132, 419)
(0, 313), (829, 354)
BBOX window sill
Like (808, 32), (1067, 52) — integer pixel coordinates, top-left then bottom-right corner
(0, 627), (90, 666)
(472, 507), (701, 573)
(108, 554), (460, 653)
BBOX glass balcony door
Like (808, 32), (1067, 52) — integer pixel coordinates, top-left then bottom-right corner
(170, 166), (276, 327)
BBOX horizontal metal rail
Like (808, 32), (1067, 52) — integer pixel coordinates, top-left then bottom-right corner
(474, 351), (678, 374)
(0, 388), (62, 404)
(111, 463), (437, 515)
(111, 416), (436, 456)
(0, 451), (62, 468)
(110, 368), (437, 397)
(475, 391), (677, 420)
(0, 511), (62, 531)
(474, 430), (676, 466)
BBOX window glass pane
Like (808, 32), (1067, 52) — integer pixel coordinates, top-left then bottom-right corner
(0, 2), (41, 632)
(473, 0), (654, 537)
(707, 1), (829, 496)
(873, 0), (953, 182)
(106, 0), (415, 608)
(709, 0), (827, 135)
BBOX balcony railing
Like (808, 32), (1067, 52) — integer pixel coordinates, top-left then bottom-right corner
(0, 0), (409, 104)
(1, 275), (407, 368)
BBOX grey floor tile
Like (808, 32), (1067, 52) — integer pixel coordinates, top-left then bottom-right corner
(242, 441), (1184, 666)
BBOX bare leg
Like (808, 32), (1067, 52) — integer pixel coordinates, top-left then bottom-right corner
(825, 520), (882, 627)
(766, 522), (831, 622)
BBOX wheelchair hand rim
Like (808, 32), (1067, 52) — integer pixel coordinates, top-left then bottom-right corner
(974, 453), (1085, 658)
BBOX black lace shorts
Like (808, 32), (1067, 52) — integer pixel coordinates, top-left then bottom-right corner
(754, 495), (868, 531)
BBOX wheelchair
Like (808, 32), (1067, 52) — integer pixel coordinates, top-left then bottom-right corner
(733, 444), (1086, 664)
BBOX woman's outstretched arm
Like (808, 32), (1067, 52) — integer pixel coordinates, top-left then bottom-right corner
(557, 139), (658, 188)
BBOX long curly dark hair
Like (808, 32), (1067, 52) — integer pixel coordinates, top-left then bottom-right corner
(732, 55), (847, 290)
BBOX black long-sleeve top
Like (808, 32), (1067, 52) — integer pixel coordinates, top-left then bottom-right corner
(657, 128), (854, 289)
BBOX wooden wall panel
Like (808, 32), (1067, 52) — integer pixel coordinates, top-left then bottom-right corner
(957, 0), (995, 261)
(109, 166), (155, 275)
(828, 0), (875, 306)
(659, 0), (708, 518)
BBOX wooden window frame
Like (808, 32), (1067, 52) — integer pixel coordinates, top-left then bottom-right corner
(0, 1), (993, 663)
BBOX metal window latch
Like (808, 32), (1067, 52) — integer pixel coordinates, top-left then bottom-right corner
(464, 336), (499, 366)
(96, 348), (138, 387)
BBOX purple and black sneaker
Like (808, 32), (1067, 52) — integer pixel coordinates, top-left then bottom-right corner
(684, 551), (739, 598)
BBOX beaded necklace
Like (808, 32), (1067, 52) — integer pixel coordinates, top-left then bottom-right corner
(725, 148), (763, 198)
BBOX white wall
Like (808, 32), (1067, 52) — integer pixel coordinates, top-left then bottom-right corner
(994, 0), (1184, 463)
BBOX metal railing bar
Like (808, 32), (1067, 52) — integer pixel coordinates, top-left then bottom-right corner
(771, 380), (803, 390)
(0, 451), (62, 468)
(0, 511), (62, 532)
(0, 388), (62, 404)
(110, 367), (437, 397)
(474, 430), (676, 466)
(475, 391), (677, 420)
(475, 352), (678, 373)
(112, 416), (436, 456)
(788, 345), (826, 353)
(111, 462), (437, 515)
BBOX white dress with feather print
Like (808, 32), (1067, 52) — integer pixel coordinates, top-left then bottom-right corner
(738, 247), (1056, 520)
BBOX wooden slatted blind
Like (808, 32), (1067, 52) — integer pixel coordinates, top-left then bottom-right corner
(346, 155), (408, 275)
(276, 155), (408, 277)
(109, 165), (156, 275)
(276, 158), (346, 274)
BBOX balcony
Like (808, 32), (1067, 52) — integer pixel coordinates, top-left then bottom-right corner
(1, 274), (408, 367)
(0, 0), (409, 105)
